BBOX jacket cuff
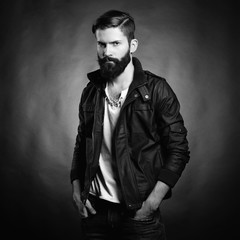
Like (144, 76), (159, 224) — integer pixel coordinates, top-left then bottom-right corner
(70, 169), (80, 183)
(157, 169), (180, 188)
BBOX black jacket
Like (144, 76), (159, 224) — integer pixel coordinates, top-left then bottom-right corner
(70, 57), (190, 210)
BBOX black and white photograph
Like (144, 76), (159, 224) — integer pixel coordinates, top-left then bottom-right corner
(0, 0), (239, 239)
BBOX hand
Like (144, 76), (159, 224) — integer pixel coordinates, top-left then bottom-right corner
(133, 181), (169, 220)
(72, 180), (96, 218)
(72, 190), (88, 218)
(133, 200), (156, 220)
(72, 192), (96, 218)
(85, 199), (97, 216)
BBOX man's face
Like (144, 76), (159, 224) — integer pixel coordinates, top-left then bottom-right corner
(96, 27), (131, 80)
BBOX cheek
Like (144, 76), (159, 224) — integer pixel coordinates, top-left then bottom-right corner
(119, 46), (130, 57)
(97, 48), (103, 57)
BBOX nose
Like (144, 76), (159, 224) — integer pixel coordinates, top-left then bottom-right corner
(103, 44), (112, 57)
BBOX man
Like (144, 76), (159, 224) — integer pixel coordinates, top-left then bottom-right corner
(71, 10), (190, 240)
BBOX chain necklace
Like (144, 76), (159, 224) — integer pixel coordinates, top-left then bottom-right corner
(106, 95), (122, 108)
(105, 84), (122, 108)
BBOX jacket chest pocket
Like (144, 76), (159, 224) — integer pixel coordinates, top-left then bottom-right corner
(130, 103), (153, 133)
(82, 104), (95, 137)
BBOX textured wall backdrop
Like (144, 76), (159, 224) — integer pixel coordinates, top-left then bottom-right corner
(0, 0), (239, 239)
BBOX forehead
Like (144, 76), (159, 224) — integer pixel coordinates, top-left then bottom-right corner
(95, 27), (128, 42)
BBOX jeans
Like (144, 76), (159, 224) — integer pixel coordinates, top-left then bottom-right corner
(82, 195), (166, 240)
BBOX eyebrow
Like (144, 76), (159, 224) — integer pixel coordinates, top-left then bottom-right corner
(97, 40), (122, 44)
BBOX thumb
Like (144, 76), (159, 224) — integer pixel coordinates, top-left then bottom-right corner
(86, 199), (97, 215)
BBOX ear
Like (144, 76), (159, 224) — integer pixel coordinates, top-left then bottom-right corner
(130, 39), (138, 54)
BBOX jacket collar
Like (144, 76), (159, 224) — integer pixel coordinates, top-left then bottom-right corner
(87, 57), (147, 91)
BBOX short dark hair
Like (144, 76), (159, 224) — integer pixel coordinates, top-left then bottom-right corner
(92, 10), (135, 42)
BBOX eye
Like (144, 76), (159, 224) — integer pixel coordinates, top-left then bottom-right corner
(112, 41), (120, 46)
(97, 42), (106, 48)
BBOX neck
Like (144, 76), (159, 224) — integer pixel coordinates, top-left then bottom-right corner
(109, 58), (134, 91)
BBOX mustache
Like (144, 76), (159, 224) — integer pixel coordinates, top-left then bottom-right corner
(98, 56), (120, 65)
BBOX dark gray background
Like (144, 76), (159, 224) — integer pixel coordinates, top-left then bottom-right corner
(1, 0), (239, 239)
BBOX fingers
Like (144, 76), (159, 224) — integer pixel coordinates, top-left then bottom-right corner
(75, 200), (88, 218)
(85, 199), (97, 215)
(80, 204), (88, 218)
(73, 199), (96, 218)
(72, 192), (97, 218)
(72, 196), (88, 218)
(134, 201), (152, 220)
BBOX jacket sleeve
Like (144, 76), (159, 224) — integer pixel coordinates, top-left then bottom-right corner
(70, 90), (86, 187)
(156, 79), (190, 188)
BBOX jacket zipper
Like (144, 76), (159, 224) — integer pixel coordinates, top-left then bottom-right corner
(114, 86), (146, 209)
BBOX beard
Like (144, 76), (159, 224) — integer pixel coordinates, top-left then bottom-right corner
(98, 50), (131, 81)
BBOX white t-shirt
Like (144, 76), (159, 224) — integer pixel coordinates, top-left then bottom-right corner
(90, 84), (129, 203)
